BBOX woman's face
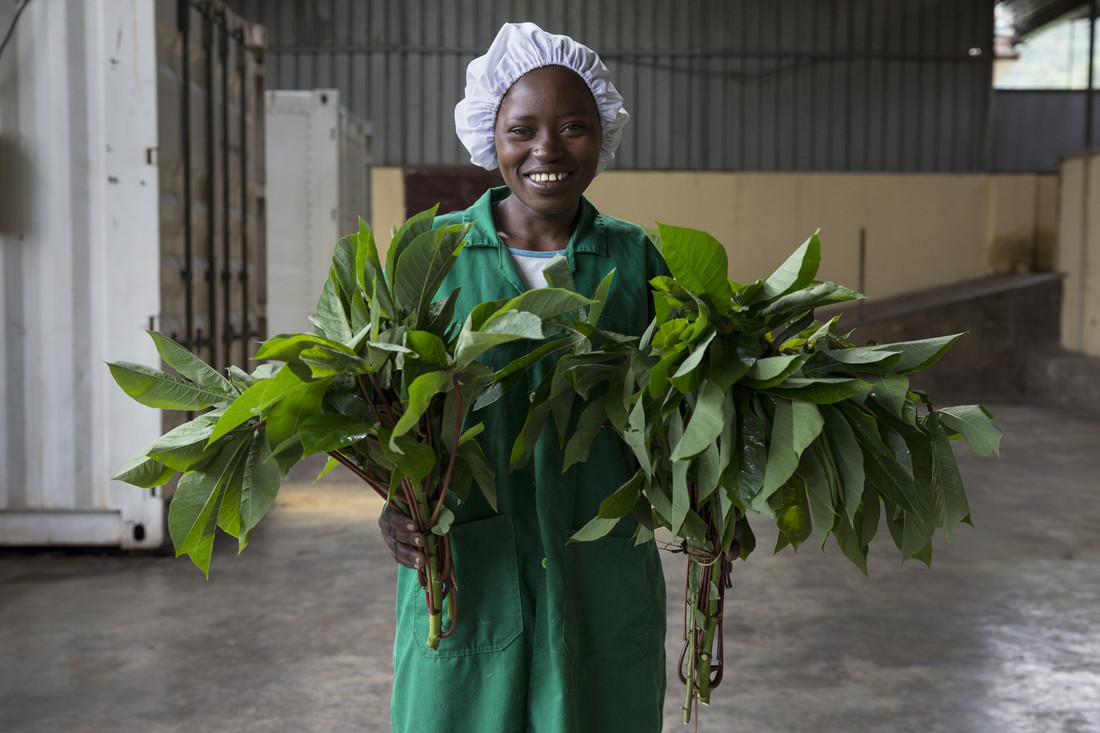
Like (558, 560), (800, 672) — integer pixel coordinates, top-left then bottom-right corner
(493, 65), (602, 220)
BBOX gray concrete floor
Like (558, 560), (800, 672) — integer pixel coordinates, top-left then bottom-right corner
(1, 401), (1098, 733)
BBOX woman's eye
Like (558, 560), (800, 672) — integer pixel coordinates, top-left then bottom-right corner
(508, 127), (533, 137)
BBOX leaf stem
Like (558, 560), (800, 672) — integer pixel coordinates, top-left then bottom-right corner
(326, 450), (389, 500)
(356, 374), (386, 427)
(427, 375), (463, 528)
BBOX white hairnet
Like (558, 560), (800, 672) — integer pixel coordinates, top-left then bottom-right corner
(454, 22), (629, 175)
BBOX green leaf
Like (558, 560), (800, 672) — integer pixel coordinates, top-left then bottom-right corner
(928, 415), (971, 534)
(764, 377), (872, 404)
(404, 330), (450, 367)
(146, 414), (221, 471)
(169, 433), (250, 577)
(753, 399), (824, 513)
(588, 269), (616, 327)
(356, 217), (395, 318)
(822, 346), (902, 371)
(831, 511), (869, 575)
(385, 205), (439, 295)
(742, 354), (809, 389)
(263, 379), (327, 451)
(392, 225), (467, 321)
(669, 409), (691, 536)
(310, 270), (355, 344)
(208, 366), (313, 444)
(146, 330), (236, 395)
(299, 414), (375, 455)
(381, 432), (436, 485)
(255, 333), (356, 364)
(820, 406), (865, 526)
(936, 405), (1002, 456)
(238, 430), (282, 546)
(111, 451), (175, 488)
(562, 395), (608, 471)
(656, 222), (731, 307)
(772, 482), (813, 552)
(489, 287), (595, 324)
(760, 231), (821, 300)
(861, 373), (911, 417)
(760, 281), (863, 318)
(458, 440), (497, 511)
(671, 381), (727, 461)
(597, 469), (645, 519)
(389, 371), (452, 447)
(453, 310), (546, 369)
(801, 443), (839, 548)
(864, 334), (963, 373)
(108, 361), (227, 411)
(570, 515), (621, 543)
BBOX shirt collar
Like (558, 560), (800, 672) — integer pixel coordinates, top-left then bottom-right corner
(458, 186), (607, 266)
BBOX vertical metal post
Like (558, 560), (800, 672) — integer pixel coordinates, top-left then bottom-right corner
(1078, 1), (1096, 349)
(858, 227), (867, 321)
(219, 9), (232, 368)
(237, 27), (251, 356)
(203, 4), (217, 368)
(178, 0), (194, 351)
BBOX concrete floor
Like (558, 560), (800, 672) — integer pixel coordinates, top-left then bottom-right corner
(1, 401), (1098, 733)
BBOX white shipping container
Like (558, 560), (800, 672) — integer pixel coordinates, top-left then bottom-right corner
(0, 0), (265, 549)
(265, 89), (371, 337)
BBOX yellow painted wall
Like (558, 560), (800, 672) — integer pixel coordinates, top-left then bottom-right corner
(369, 167), (407, 253)
(1058, 153), (1100, 356)
(371, 167), (1057, 302)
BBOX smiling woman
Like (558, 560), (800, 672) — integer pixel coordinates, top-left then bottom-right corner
(378, 21), (670, 733)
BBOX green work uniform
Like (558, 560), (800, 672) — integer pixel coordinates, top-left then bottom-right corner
(390, 187), (668, 733)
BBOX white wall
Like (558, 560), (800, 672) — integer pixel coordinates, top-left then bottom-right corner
(1059, 152), (1100, 357)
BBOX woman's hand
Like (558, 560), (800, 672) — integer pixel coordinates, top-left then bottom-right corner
(378, 503), (428, 570)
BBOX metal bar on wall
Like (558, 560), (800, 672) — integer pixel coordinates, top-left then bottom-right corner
(236, 24), (251, 355)
(202, 5), (217, 367)
(219, 6), (233, 369)
(178, 0), (194, 351)
(1079, 0), (1096, 350)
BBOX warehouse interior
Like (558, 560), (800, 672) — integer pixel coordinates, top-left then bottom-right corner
(1, 1), (1099, 731)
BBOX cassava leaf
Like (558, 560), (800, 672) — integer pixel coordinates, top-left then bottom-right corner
(656, 223), (731, 307)
(108, 361), (227, 411)
(147, 330), (236, 395)
(936, 405), (1002, 456)
(753, 399), (824, 513)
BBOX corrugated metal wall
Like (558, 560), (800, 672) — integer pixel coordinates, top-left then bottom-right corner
(226, 0), (994, 172)
(993, 90), (1100, 171)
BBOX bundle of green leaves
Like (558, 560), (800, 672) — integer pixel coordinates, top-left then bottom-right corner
(108, 208), (594, 650)
(514, 224), (1002, 722)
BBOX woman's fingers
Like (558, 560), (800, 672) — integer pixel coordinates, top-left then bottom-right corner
(378, 503), (428, 570)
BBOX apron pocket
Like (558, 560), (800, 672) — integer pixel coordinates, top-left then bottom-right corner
(409, 513), (524, 658)
(562, 537), (659, 667)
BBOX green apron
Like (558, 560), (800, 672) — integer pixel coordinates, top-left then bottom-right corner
(390, 188), (668, 733)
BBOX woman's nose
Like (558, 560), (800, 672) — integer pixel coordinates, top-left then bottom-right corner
(533, 131), (562, 160)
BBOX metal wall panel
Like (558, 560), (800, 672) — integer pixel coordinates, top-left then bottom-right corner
(225, 0), (994, 172)
(993, 90), (1100, 171)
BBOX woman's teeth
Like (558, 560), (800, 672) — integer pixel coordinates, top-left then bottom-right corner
(528, 172), (567, 182)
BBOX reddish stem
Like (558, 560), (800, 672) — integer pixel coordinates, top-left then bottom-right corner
(326, 450), (388, 500)
(427, 375), (463, 528)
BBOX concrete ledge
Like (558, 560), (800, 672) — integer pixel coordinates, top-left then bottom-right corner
(1023, 349), (1100, 419)
(819, 273), (1065, 402)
